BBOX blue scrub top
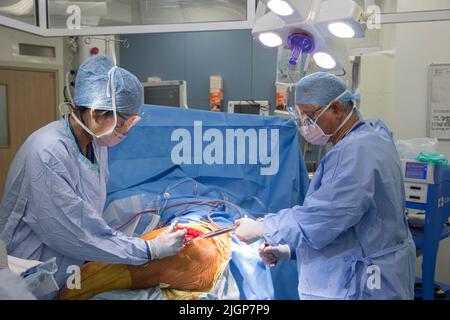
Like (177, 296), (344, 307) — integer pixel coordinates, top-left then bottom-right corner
(0, 118), (151, 294)
(263, 119), (416, 300)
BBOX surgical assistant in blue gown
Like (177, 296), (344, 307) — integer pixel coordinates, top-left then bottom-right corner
(263, 119), (416, 299)
(0, 117), (151, 292)
(0, 56), (152, 294)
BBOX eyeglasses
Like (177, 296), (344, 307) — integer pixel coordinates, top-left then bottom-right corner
(113, 113), (142, 136)
(302, 107), (324, 120)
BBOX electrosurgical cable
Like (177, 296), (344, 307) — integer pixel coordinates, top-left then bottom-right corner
(116, 199), (246, 231)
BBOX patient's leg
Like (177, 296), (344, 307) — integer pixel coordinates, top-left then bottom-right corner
(60, 223), (231, 300)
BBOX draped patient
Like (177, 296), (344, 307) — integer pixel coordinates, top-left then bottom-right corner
(60, 222), (231, 300)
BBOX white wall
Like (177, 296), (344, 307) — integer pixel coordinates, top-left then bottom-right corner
(360, 0), (450, 285)
(393, 0), (450, 157)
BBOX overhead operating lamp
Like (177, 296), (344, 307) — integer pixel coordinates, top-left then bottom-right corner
(328, 22), (356, 38)
(258, 32), (283, 47)
(252, 0), (366, 72)
(267, 0), (294, 16)
(312, 52), (336, 69)
(316, 0), (366, 39)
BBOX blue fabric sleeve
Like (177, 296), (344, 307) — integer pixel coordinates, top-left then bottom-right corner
(263, 142), (372, 251)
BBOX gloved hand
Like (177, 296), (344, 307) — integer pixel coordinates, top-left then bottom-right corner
(258, 244), (291, 267)
(147, 220), (187, 260)
(234, 218), (264, 245)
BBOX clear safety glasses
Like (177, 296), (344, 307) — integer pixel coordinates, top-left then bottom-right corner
(287, 90), (351, 128)
(287, 106), (323, 127)
(113, 113), (142, 138)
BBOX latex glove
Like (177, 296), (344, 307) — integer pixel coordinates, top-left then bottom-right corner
(234, 218), (264, 245)
(148, 220), (187, 260)
(258, 244), (291, 267)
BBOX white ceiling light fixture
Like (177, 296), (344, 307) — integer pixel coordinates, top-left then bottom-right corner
(252, 0), (351, 72)
(316, 0), (365, 39)
(313, 52), (336, 69)
(258, 32), (283, 47)
(328, 22), (356, 38)
(267, 0), (294, 17)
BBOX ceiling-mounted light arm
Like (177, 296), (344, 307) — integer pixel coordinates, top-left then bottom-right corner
(378, 9), (450, 25)
(363, 0), (375, 8)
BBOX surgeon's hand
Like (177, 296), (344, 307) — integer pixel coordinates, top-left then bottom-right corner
(234, 218), (264, 245)
(258, 244), (291, 267)
(147, 220), (187, 260)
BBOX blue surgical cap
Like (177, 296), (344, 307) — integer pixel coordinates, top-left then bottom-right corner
(73, 55), (143, 115)
(295, 72), (360, 106)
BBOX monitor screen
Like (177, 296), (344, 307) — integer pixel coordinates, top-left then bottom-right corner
(405, 162), (427, 180)
(144, 85), (181, 107)
(233, 104), (261, 115)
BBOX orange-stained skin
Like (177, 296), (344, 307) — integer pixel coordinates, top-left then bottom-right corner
(60, 223), (231, 300)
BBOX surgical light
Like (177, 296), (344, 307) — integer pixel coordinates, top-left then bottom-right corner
(267, 0), (294, 17)
(258, 32), (283, 47)
(327, 22), (355, 38)
(313, 52), (336, 69)
(316, 0), (365, 39)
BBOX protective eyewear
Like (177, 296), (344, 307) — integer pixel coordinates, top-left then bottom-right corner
(113, 113), (142, 137)
(287, 106), (319, 127)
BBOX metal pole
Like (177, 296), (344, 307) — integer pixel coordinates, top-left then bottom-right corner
(380, 9), (450, 25)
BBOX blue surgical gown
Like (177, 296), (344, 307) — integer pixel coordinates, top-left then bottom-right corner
(0, 117), (150, 292)
(263, 120), (416, 300)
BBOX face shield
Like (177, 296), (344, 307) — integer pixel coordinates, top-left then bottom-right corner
(287, 105), (321, 128)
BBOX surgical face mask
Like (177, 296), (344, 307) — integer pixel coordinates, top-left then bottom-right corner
(64, 67), (119, 139)
(288, 90), (356, 145)
(95, 114), (141, 147)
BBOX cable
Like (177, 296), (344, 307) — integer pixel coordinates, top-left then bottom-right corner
(116, 198), (246, 232)
(238, 196), (268, 213)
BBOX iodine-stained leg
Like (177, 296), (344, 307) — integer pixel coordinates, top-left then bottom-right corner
(60, 223), (231, 300)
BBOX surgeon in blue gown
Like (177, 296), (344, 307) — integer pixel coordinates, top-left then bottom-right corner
(0, 55), (186, 297)
(234, 72), (416, 300)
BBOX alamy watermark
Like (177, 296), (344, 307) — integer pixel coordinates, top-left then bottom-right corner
(366, 265), (381, 290)
(66, 5), (81, 30)
(170, 121), (280, 176)
(66, 265), (81, 290)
